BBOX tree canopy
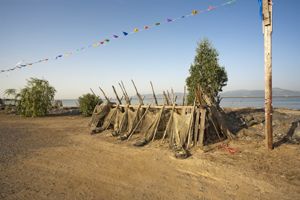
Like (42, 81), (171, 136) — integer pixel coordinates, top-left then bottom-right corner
(186, 39), (228, 104)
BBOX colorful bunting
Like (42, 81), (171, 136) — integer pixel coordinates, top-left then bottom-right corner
(0, 0), (237, 74)
(207, 6), (216, 11)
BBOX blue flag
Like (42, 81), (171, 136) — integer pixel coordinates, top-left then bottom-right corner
(123, 32), (128, 36)
(258, 0), (263, 20)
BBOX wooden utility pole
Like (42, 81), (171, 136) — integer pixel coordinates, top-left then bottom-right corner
(262, 0), (273, 149)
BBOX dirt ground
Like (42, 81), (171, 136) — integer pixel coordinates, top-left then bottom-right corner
(0, 109), (300, 200)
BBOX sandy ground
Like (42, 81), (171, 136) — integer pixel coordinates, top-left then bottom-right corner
(0, 110), (300, 200)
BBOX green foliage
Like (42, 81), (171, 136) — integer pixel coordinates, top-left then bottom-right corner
(186, 39), (228, 104)
(17, 78), (56, 117)
(78, 93), (101, 117)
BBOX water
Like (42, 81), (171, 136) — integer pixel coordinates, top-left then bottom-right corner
(61, 97), (300, 110)
(220, 97), (300, 110)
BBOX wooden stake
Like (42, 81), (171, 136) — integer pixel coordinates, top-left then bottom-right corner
(150, 81), (158, 106)
(263, 0), (273, 150)
(163, 91), (170, 105)
(193, 108), (200, 146)
(99, 86), (110, 102)
(131, 80), (143, 105)
(112, 85), (122, 104)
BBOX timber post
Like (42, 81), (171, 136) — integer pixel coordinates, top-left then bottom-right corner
(262, 0), (273, 150)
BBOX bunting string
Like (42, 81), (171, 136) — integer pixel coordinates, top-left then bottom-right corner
(0, 0), (237, 74)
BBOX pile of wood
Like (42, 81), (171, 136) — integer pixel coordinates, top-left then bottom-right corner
(89, 81), (234, 157)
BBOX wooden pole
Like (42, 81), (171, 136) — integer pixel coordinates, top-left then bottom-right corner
(112, 85), (122, 104)
(150, 81), (158, 106)
(99, 86), (110, 102)
(131, 80), (144, 105)
(263, 0), (273, 150)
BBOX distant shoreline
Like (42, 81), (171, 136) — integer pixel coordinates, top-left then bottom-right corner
(221, 96), (300, 98)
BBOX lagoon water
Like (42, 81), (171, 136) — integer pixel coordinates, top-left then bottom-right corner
(61, 97), (300, 110)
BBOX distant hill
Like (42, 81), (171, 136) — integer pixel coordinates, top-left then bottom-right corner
(220, 88), (300, 97)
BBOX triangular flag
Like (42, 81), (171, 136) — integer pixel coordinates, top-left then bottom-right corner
(105, 39), (110, 42)
(167, 18), (173, 22)
(144, 26), (149, 29)
(123, 32), (128, 36)
(100, 41), (104, 44)
(55, 55), (63, 59)
(192, 10), (198, 15)
(134, 28), (139, 32)
(207, 6), (216, 11)
(113, 35), (119, 38)
(155, 22), (160, 26)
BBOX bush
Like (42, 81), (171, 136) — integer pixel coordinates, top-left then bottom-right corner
(78, 93), (101, 117)
(17, 78), (56, 117)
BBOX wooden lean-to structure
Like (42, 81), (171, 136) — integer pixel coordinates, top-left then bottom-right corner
(89, 81), (234, 156)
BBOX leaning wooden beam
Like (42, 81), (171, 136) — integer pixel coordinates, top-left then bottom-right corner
(131, 80), (143, 105)
(150, 81), (158, 106)
(171, 88), (175, 104)
(167, 90), (172, 104)
(118, 82), (130, 105)
(90, 88), (96, 96)
(112, 85), (122, 104)
(163, 91), (170, 105)
(127, 105), (151, 140)
(99, 86), (110, 102)
(162, 104), (175, 142)
(187, 103), (196, 148)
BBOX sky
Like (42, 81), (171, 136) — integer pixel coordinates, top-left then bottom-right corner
(0, 0), (299, 99)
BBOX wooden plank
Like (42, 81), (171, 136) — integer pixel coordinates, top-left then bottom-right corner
(113, 104), (194, 109)
(198, 108), (206, 147)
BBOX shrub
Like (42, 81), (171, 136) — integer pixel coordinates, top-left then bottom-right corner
(78, 93), (101, 116)
(17, 78), (56, 117)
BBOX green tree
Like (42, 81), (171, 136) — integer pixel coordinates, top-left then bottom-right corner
(17, 78), (56, 117)
(78, 93), (101, 117)
(186, 39), (228, 104)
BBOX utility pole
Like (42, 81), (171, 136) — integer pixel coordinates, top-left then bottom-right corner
(262, 0), (273, 149)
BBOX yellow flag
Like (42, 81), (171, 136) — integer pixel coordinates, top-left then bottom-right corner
(134, 28), (139, 32)
(192, 10), (198, 15)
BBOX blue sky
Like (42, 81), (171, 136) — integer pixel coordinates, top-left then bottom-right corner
(0, 0), (299, 99)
